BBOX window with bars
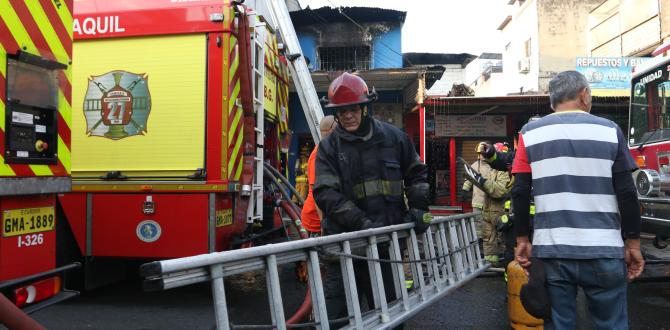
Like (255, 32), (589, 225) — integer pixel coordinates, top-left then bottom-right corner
(318, 46), (371, 71)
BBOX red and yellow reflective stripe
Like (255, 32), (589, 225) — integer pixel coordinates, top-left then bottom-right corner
(0, 0), (72, 177)
(0, 44), (15, 176)
(227, 34), (243, 181)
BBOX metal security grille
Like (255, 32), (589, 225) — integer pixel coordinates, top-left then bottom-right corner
(318, 46), (371, 71)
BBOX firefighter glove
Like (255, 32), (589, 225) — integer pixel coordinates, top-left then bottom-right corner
(476, 142), (496, 160)
(360, 217), (384, 231)
(407, 208), (432, 234)
(496, 214), (513, 232)
(463, 163), (486, 188)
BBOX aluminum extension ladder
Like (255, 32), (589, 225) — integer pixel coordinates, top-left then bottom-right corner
(267, 0), (324, 143)
(246, 15), (266, 224)
(141, 213), (489, 329)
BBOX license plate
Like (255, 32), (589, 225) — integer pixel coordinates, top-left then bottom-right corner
(215, 209), (233, 227)
(3, 207), (55, 237)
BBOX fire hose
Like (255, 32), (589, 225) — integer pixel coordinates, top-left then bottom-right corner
(264, 162), (305, 206)
(263, 165), (313, 324)
(232, 2), (257, 229)
(0, 294), (45, 330)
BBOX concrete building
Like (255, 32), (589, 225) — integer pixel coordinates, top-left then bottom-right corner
(589, 0), (670, 57)
(496, 0), (602, 94)
(400, 53), (475, 96)
(463, 53), (505, 96)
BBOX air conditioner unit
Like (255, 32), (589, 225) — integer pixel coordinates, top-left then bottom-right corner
(518, 57), (531, 73)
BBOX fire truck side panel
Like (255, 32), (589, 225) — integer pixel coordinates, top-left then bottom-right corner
(0, 0), (72, 182)
(206, 32), (225, 182)
(0, 195), (56, 281)
(71, 34), (207, 178)
(58, 193), (87, 255)
(91, 194), (209, 258)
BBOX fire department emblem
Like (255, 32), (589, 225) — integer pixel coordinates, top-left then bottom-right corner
(136, 220), (161, 243)
(83, 70), (151, 140)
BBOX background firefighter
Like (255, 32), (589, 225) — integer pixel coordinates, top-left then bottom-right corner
(300, 115), (337, 237)
(313, 72), (430, 325)
(463, 147), (492, 239)
(464, 143), (512, 266)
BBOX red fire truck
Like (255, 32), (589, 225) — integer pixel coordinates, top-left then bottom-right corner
(629, 55), (670, 245)
(51, 0), (295, 289)
(5, 0), (298, 299)
(0, 0), (80, 312)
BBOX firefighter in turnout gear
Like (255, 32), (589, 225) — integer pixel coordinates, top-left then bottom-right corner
(464, 142), (512, 266)
(463, 145), (492, 239)
(313, 72), (430, 325)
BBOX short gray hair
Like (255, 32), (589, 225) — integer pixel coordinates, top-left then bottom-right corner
(548, 71), (589, 108)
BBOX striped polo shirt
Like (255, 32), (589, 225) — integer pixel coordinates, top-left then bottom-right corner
(512, 110), (636, 259)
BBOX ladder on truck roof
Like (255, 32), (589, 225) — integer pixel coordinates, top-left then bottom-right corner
(141, 213), (489, 329)
(267, 0), (324, 143)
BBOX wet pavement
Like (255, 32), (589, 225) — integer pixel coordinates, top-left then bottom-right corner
(25, 238), (670, 329)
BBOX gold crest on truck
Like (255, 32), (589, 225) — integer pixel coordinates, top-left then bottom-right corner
(83, 70), (151, 139)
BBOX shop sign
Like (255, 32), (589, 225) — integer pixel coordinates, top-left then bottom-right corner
(575, 57), (652, 96)
(434, 115), (506, 137)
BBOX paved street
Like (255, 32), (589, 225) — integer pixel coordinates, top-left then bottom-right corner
(25, 239), (670, 330)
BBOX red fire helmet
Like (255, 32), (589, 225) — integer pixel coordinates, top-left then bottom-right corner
(494, 142), (510, 153)
(323, 72), (376, 109)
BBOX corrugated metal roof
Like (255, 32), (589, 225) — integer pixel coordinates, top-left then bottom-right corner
(403, 53), (476, 67)
(290, 6), (406, 26)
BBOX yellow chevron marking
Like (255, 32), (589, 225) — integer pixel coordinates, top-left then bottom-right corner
(228, 81), (240, 117)
(57, 135), (71, 174)
(0, 43), (5, 77)
(234, 155), (243, 180)
(25, 1), (70, 66)
(0, 155), (16, 176)
(228, 127), (243, 176)
(29, 164), (53, 176)
(0, 95), (14, 176)
(0, 100), (4, 131)
(58, 89), (71, 127)
(0, 1), (39, 55)
(229, 49), (239, 84)
(228, 105), (241, 147)
(47, 0), (73, 36)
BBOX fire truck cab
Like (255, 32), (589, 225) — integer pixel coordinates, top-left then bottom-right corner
(629, 55), (670, 241)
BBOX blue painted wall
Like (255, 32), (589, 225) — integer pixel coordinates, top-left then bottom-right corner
(372, 23), (403, 69)
(295, 22), (403, 70)
(297, 33), (317, 71)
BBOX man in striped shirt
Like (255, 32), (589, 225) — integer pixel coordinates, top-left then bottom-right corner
(511, 71), (644, 329)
